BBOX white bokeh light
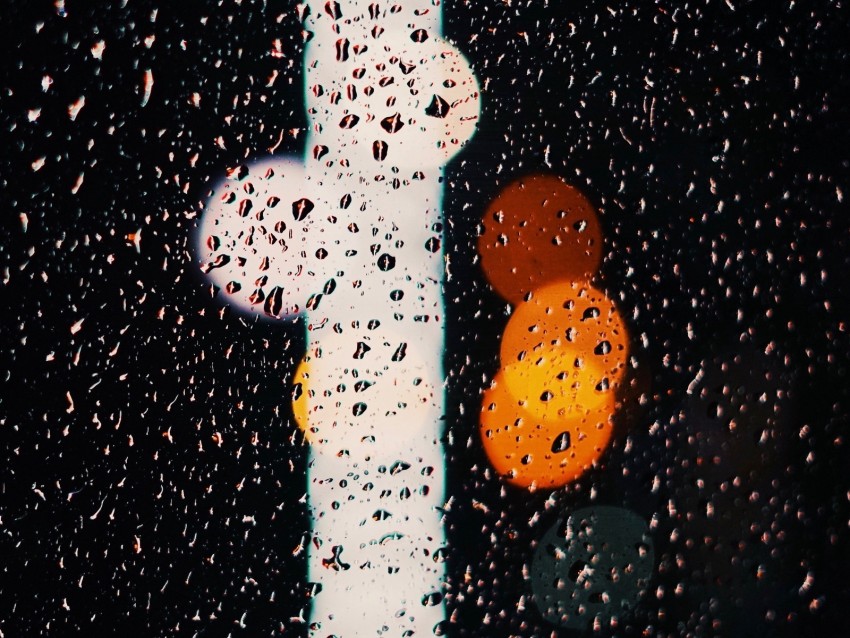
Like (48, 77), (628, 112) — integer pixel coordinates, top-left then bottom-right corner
(195, 1), (480, 634)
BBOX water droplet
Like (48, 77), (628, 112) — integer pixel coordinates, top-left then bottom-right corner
(306, 293), (323, 310)
(594, 340), (612, 355)
(569, 559), (588, 581)
(324, 1), (342, 19)
(353, 342), (371, 359)
(264, 286), (284, 316)
(582, 306), (601, 320)
(410, 28), (429, 43)
(425, 94), (450, 118)
(292, 198), (314, 221)
(202, 254), (230, 272)
(249, 288), (265, 305)
(322, 545), (350, 571)
(421, 592), (443, 606)
(392, 343), (407, 361)
(373, 139), (388, 161)
(377, 253), (396, 271)
(335, 37), (350, 61)
(380, 113), (404, 134)
(552, 431), (571, 453)
(354, 380), (373, 392)
(339, 114), (360, 129)
(390, 460), (411, 475)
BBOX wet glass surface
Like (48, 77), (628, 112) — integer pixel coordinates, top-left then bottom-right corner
(2, 1), (850, 636)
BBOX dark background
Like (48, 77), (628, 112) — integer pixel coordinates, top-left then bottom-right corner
(2, 0), (849, 636)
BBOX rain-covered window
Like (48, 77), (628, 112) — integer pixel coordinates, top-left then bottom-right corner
(3, 1), (848, 636)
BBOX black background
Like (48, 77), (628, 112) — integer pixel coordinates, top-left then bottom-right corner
(2, 1), (850, 636)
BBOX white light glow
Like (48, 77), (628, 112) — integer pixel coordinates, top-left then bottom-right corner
(196, 1), (480, 634)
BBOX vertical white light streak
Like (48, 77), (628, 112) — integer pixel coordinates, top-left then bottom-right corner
(302, 3), (478, 634)
(196, 2), (479, 635)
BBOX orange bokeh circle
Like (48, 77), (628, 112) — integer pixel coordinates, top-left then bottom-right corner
(478, 174), (602, 304)
(499, 354), (614, 423)
(291, 355), (312, 440)
(500, 281), (629, 396)
(479, 371), (615, 489)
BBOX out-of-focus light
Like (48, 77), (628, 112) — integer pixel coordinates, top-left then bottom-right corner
(480, 369), (615, 488)
(478, 174), (602, 304)
(501, 281), (629, 398)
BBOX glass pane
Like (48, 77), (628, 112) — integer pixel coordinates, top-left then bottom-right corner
(3, 1), (848, 636)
